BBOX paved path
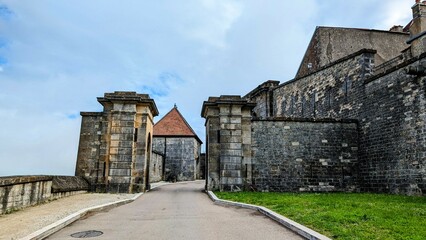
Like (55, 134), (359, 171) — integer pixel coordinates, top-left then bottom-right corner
(0, 193), (136, 240)
(48, 181), (302, 240)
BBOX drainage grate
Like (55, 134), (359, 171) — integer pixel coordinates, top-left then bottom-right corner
(71, 230), (103, 238)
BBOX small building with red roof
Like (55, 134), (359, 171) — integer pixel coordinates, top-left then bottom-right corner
(153, 105), (203, 181)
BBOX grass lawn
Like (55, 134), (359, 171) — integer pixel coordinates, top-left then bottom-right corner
(215, 192), (426, 240)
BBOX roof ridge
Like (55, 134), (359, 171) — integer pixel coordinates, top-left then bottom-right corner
(153, 106), (202, 143)
(173, 107), (199, 138)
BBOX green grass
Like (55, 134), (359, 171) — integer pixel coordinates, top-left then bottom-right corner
(215, 192), (426, 240)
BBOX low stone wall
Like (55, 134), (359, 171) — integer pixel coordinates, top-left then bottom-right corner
(0, 175), (89, 214)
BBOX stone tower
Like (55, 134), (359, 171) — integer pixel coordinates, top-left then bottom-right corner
(75, 92), (159, 193)
(201, 96), (255, 191)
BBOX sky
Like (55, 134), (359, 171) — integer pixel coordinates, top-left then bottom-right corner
(0, 0), (414, 176)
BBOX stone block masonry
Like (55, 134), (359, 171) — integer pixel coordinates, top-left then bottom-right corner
(0, 176), (89, 214)
(265, 52), (426, 195)
(150, 151), (164, 183)
(202, 3), (426, 195)
(202, 96), (256, 191)
(252, 119), (358, 192)
(243, 46), (426, 194)
(75, 112), (103, 190)
(202, 96), (359, 192)
(152, 106), (203, 182)
(153, 137), (199, 181)
(360, 59), (426, 195)
(75, 92), (159, 193)
(272, 49), (376, 120)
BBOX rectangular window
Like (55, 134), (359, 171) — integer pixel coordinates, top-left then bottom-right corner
(217, 130), (221, 143)
(134, 128), (138, 142)
(311, 90), (316, 117)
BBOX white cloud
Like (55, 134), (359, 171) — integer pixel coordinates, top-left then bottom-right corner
(376, 0), (413, 29)
(178, 0), (242, 49)
(0, 1), (417, 176)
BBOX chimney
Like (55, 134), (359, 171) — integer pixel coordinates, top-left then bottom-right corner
(389, 25), (403, 32)
(410, 1), (426, 35)
(407, 0), (426, 56)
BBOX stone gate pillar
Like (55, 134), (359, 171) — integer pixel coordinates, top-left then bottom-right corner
(201, 96), (255, 191)
(76, 92), (158, 193)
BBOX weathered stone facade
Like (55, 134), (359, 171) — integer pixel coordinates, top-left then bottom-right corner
(75, 92), (159, 193)
(152, 107), (202, 182)
(201, 96), (255, 191)
(153, 137), (201, 181)
(202, 2), (426, 195)
(252, 119), (358, 192)
(75, 94), (204, 192)
(295, 27), (409, 79)
(150, 151), (164, 183)
(0, 176), (89, 214)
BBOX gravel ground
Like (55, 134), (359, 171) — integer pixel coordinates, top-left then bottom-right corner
(0, 193), (137, 240)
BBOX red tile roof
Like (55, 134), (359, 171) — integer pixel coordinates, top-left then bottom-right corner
(153, 106), (202, 143)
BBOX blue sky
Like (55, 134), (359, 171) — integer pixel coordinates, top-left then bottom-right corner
(0, 0), (414, 176)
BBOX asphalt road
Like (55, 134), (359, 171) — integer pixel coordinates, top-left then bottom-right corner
(47, 181), (302, 240)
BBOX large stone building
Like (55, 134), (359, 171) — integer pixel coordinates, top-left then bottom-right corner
(153, 106), (202, 182)
(202, 2), (426, 195)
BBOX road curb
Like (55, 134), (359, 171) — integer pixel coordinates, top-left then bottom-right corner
(149, 180), (204, 191)
(207, 191), (331, 240)
(149, 181), (172, 190)
(21, 193), (143, 240)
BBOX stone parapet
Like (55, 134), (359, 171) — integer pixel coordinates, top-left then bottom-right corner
(0, 175), (89, 215)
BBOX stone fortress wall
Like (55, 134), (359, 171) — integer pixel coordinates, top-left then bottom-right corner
(252, 119), (358, 192)
(202, 2), (426, 195)
(246, 50), (426, 195)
